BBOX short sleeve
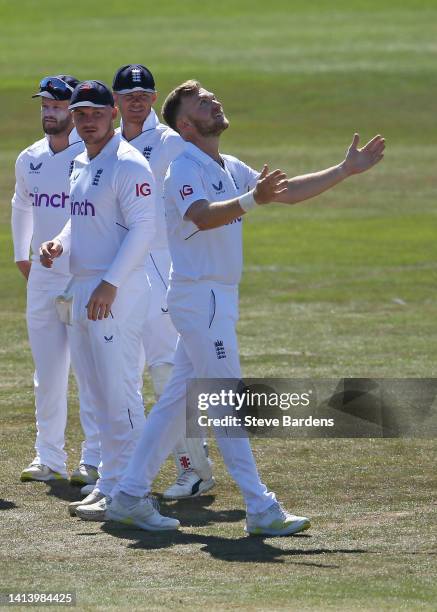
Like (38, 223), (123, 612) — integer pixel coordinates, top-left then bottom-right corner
(236, 159), (260, 192)
(113, 156), (156, 230)
(164, 158), (208, 219)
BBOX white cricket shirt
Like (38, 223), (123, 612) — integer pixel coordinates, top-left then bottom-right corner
(119, 109), (185, 250)
(11, 129), (84, 286)
(57, 132), (156, 287)
(164, 143), (259, 285)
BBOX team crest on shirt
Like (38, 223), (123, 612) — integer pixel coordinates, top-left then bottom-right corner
(68, 160), (75, 177)
(92, 168), (104, 186)
(212, 180), (225, 195)
(29, 162), (42, 174)
(143, 146), (153, 160)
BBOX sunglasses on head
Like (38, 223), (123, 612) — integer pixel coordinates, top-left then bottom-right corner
(38, 77), (74, 101)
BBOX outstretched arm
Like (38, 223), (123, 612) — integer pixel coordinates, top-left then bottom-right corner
(274, 133), (385, 205)
(186, 166), (288, 229)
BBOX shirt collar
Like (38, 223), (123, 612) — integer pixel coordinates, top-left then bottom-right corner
(68, 127), (81, 145)
(44, 127), (82, 156)
(119, 108), (159, 139)
(142, 108), (159, 131)
(83, 131), (121, 164)
(184, 142), (221, 167)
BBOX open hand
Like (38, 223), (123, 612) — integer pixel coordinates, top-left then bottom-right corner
(254, 165), (289, 205)
(343, 133), (385, 176)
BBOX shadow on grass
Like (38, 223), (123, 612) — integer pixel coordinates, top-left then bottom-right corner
(0, 499), (17, 510)
(152, 495), (245, 527)
(101, 522), (366, 566)
(44, 480), (83, 502)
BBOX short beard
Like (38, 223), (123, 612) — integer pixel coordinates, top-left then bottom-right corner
(190, 115), (229, 137)
(42, 116), (71, 135)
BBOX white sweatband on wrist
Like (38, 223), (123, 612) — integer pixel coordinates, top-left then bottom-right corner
(238, 189), (258, 212)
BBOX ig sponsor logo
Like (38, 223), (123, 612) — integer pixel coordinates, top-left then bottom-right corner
(179, 184), (193, 200)
(136, 183), (151, 197)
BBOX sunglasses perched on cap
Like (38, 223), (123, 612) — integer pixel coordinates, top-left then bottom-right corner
(33, 77), (74, 101)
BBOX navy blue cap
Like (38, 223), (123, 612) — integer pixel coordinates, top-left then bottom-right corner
(112, 64), (156, 94)
(69, 80), (114, 110)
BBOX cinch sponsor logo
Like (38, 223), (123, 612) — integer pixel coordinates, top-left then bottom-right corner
(31, 191), (70, 208)
(70, 199), (96, 216)
(136, 182), (151, 196)
(179, 184), (193, 200)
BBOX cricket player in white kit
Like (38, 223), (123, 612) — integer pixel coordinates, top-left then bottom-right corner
(82, 80), (385, 535)
(112, 64), (214, 499)
(39, 81), (160, 519)
(11, 75), (100, 484)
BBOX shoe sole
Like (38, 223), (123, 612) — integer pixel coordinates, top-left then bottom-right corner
(107, 510), (180, 531)
(74, 508), (107, 522)
(162, 478), (216, 500)
(21, 473), (66, 482)
(246, 519), (311, 537)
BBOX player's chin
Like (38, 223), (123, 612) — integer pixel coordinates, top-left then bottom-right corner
(213, 118), (229, 135)
(43, 123), (61, 135)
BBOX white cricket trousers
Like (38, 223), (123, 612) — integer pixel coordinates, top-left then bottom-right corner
(142, 248), (178, 368)
(26, 269), (99, 474)
(116, 280), (276, 514)
(67, 271), (148, 496)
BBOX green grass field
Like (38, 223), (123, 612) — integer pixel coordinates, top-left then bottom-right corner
(0, 1), (436, 609)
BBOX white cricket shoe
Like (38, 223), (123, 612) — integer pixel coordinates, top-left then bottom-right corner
(20, 463), (66, 482)
(68, 490), (104, 517)
(107, 492), (180, 531)
(245, 502), (311, 536)
(70, 464), (99, 486)
(80, 484), (95, 496)
(163, 469), (215, 500)
(75, 496), (112, 521)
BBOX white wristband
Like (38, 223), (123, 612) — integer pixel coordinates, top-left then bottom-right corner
(238, 189), (258, 212)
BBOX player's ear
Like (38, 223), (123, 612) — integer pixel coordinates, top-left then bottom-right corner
(112, 106), (118, 120)
(113, 92), (119, 105)
(151, 92), (157, 105)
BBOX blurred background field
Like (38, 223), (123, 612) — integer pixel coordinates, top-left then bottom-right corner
(0, 1), (436, 609)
